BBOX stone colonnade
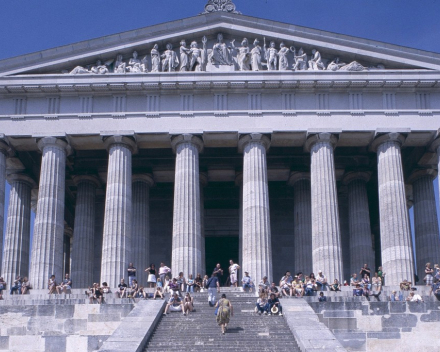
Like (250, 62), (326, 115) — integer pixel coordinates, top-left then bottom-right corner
(1, 132), (440, 288)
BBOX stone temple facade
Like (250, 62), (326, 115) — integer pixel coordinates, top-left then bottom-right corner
(0, 3), (440, 290)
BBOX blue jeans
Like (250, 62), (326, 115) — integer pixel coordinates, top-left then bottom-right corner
(242, 283), (254, 291)
(316, 282), (325, 291)
(305, 287), (314, 296)
(186, 285), (194, 293)
(128, 276), (136, 287)
(10, 285), (21, 295)
(256, 303), (269, 313)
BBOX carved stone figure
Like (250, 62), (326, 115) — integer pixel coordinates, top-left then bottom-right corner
(90, 60), (110, 74)
(179, 40), (191, 72)
(161, 43), (179, 72)
(189, 37), (208, 72)
(339, 61), (366, 71)
(69, 65), (90, 74)
(291, 47), (307, 71)
(202, 0), (241, 14)
(209, 33), (233, 66)
(277, 43), (294, 71)
(250, 39), (263, 71)
(308, 49), (326, 71)
(264, 40), (278, 71)
(151, 44), (161, 72)
(231, 38), (251, 71)
(114, 54), (126, 73)
(327, 57), (346, 71)
(126, 51), (147, 73)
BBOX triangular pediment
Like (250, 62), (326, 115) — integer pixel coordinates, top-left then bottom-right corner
(1, 12), (440, 76)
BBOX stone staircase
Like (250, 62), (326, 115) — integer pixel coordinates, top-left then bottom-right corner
(144, 288), (301, 352)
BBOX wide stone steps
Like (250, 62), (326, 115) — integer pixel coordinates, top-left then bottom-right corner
(144, 295), (300, 352)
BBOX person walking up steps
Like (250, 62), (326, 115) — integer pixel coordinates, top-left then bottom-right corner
(215, 293), (233, 335)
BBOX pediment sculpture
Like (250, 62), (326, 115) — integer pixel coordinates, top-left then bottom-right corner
(67, 33), (386, 75)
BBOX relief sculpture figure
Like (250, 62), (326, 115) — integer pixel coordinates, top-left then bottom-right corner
(291, 47), (307, 71)
(179, 40), (191, 71)
(231, 38), (251, 71)
(277, 43), (294, 71)
(209, 33), (233, 65)
(250, 39), (263, 71)
(264, 39), (278, 71)
(90, 60), (110, 74)
(189, 36), (208, 72)
(151, 44), (161, 72)
(161, 43), (179, 72)
(327, 57), (346, 71)
(114, 54), (126, 73)
(127, 51), (147, 73)
(308, 49), (326, 70)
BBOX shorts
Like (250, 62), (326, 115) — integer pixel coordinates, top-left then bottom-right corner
(230, 273), (237, 284)
(169, 305), (181, 312)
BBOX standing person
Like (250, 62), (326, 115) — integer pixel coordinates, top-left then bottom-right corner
(213, 263), (224, 286)
(127, 263), (137, 287)
(228, 260), (240, 287)
(206, 273), (220, 307)
(424, 263), (434, 286)
(215, 294), (233, 335)
(159, 262), (171, 284)
(360, 264), (371, 279)
(378, 266), (386, 286)
(145, 264), (157, 288)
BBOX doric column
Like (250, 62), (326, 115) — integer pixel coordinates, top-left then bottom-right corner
(132, 174), (154, 284)
(1, 174), (35, 286)
(200, 172), (208, 276)
(100, 136), (136, 287)
(338, 186), (351, 282)
(239, 134), (272, 283)
(288, 172), (312, 276)
(306, 133), (343, 282)
(171, 134), (203, 279)
(409, 169), (440, 283)
(429, 139), (440, 212)
(343, 172), (375, 276)
(93, 196), (105, 283)
(70, 175), (100, 288)
(30, 137), (69, 289)
(0, 140), (11, 273)
(30, 188), (39, 214)
(371, 133), (414, 285)
(63, 227), (73, 275)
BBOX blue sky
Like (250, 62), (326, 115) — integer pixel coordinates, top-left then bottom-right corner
(1, 0), (439, 273)
(0, 0), (440, 60)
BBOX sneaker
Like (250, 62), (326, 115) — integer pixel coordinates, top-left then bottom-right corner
(280, 313), (283, 316)
(163, 313), (167, 315)
(264, 311), (268, 315)
(183, 313), (186, 316)
(258, 311), (262, 315)
(268, 313), (272, 316)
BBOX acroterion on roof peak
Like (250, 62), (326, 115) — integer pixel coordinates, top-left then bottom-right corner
(202, 0), (241, 15)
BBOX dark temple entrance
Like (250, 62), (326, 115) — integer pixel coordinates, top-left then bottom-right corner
(205, 236), (239, 286)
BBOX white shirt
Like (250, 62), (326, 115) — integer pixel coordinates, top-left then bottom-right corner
(230, 264), (239, 274)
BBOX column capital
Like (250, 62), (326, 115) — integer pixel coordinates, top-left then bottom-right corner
(407, 168), (437, 184)
(370, 133), (406, 152)
(132, 173), (155, 187)
(288, 171), (310, 186)
(305, 133), (338, 152)
(235, 171), (243, 186)
(171, 134), (204, 153)
(72, 175), (101, 188)
(238, 133), (270, 153)
(0, 138), (14, 157)
(103, 135), (137, 154)
(6, 173), (36, 188)
(429, 136), (440, 153)
(199, 172), (208, 187)
(342, 171), (371, 185)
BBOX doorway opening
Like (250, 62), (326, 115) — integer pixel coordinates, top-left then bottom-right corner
(205, 236), (239, 286)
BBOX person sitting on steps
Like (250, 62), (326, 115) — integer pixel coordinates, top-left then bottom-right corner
(268, 293), (283, 316)
(164, 293), (185, 316)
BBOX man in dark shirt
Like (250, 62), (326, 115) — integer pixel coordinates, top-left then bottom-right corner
(213, 263), (223, 285)
(268, 293), (283, 316)
(269, 282), (280, 298)
(127, 263), (137, 287)
(206, 273), (220, 307)
(318, 292), (327, 302)
(359, 264), (371, 279)
(118, 279), (128, 298)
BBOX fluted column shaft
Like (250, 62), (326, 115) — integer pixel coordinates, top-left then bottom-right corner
(30, 137), (68, 289)
(0, 142), (9, 273)
(374, 134), (414, 285)
(71, 176), (99, 288)
(100, 136), (135, 287)
(338, 187), (351, 281)
(132, 175), (153, 284)
(2, 174), (34, 285)
(344, 173), (375, 276)
(200, 173), (208, 276)
(410, 170), (440, 282)
(289, 173), (312, 275)
(171, 134), (203, 278)
(307, 133), (343, 281)
(240, 134), (272, 283)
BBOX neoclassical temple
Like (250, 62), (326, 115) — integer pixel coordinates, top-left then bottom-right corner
(0, 1), (440, 289)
